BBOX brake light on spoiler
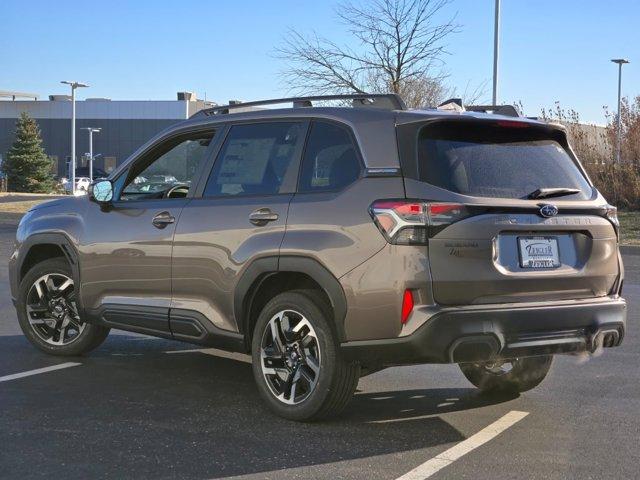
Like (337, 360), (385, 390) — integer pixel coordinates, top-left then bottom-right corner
(369, 200), (470, 245)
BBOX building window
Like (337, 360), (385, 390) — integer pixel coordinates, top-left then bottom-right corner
(104, 157), (117, 173)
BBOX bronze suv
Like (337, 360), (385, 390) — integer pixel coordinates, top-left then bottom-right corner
(10, 94), (626, 421)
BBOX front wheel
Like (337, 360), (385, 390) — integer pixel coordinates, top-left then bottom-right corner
(251, 290), (360, 421)
(459, 356), (553, 393)
(17, 258), (110, 356)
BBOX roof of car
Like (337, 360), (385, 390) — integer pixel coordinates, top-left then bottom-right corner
(184, 104), (552, 129)
(184, 94), (553, 130)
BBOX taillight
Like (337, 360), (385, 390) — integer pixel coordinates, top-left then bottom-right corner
(427, 203), (468, 226)
(605, 205), (619, 240)
(401, 289), (414, 324)
(370, 200), (469, 244)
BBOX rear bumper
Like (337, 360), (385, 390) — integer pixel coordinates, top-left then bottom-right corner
(340, 296), (626, 366)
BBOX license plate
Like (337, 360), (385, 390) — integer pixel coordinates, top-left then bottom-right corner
(518, 236), (560, 268)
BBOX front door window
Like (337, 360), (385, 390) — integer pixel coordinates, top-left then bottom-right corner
(120, 132), (214, 201)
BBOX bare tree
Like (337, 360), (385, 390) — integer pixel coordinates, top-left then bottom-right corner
(277, 0), (460, 108)
(605, 96), (640, 165)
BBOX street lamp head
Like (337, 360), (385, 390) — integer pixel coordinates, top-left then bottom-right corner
(611, 59), (630, 65)
(81, 127), (102, 133)
(60, 80), (90, 88)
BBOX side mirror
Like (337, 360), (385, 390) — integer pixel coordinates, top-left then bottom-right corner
(89, 180), (114, 204)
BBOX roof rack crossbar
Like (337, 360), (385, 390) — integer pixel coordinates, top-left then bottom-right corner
(192, 93), (406, 117)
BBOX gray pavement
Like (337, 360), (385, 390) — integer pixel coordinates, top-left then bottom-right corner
(0, 223), (638, 480)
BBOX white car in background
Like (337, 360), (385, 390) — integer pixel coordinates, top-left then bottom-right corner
(60, 176), (91, 195)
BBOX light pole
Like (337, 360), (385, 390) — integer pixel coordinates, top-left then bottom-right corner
(81, 127), (101, 182)
(492, 0), (501, 105)
(611, 59), (629, 163)
(61, 81), (89, 194)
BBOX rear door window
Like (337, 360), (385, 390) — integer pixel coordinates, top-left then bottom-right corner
(415, 122), (591, 199)
(204, 122), (305, 197)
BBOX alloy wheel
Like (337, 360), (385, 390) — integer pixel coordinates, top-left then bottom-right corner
(25, 273), (84, 345)
(260, 309), (321, 405)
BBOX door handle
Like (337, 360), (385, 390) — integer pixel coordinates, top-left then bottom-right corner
(249, 208), (279, 226)
(152, 211), (175, 229)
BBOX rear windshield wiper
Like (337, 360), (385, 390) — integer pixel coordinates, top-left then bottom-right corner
(527, 187), (581, 199)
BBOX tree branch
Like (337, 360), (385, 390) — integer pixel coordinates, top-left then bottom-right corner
(275, 0), (460, 107)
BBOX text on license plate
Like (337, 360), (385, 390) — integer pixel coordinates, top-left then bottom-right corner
(518, 236), (560, 268)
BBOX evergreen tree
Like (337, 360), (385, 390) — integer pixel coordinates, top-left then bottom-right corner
(2, 112), (56, 193)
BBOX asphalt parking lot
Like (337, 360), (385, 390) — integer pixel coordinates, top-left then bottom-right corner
(1, 220), (639, 480)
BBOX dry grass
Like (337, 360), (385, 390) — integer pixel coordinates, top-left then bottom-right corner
(0, 194), (64, 224)
(0, 200), (52, 214)
(619, 211), (640, 246)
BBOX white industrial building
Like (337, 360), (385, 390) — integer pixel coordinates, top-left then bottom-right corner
(0, 91), (213, 177)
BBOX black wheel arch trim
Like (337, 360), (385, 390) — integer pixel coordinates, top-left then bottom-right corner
(16, 233), (86, 317)
(234, 256), (279, 338)
(234, 255), (348, 342)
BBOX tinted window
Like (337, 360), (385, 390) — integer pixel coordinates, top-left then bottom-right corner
(416, 122), (591, 199)
(299, 121), (361, 192)
(120, 133), (213, 201)
(204, 122), (303, 197)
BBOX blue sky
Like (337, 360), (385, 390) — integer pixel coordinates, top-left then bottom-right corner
(2, 0), (638, 124)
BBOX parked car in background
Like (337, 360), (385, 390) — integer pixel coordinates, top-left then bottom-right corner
(59, 168), (110, 194)
(10, 94), (626, 421)
(60, 176), (90, 194)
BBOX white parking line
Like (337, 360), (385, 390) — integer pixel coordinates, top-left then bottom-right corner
(396, 410), (529, 480)
(0, 362), (81, 383)
(166, 348), (252, 364)
(370, 413), (440, 424)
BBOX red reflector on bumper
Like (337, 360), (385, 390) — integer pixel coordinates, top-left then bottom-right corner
(401, 289), (414, 324)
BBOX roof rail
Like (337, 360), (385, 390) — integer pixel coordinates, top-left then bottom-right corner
(464, 104), (520, 118)
(191, 93), (406, 118)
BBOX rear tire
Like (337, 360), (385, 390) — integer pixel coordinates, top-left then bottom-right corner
(459, 356), (553, 393)
(251, 290), (360, 421)
(17, 258), (110, 356)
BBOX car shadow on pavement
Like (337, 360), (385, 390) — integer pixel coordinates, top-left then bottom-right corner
(1, 334), (516, 479)
(344, 387), (517, 425)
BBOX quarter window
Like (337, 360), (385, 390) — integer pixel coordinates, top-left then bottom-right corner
(204, 122), (304, 197)
(299, 121), (361, 192)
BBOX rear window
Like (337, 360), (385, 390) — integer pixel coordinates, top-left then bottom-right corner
(416, 122), (592, 199)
